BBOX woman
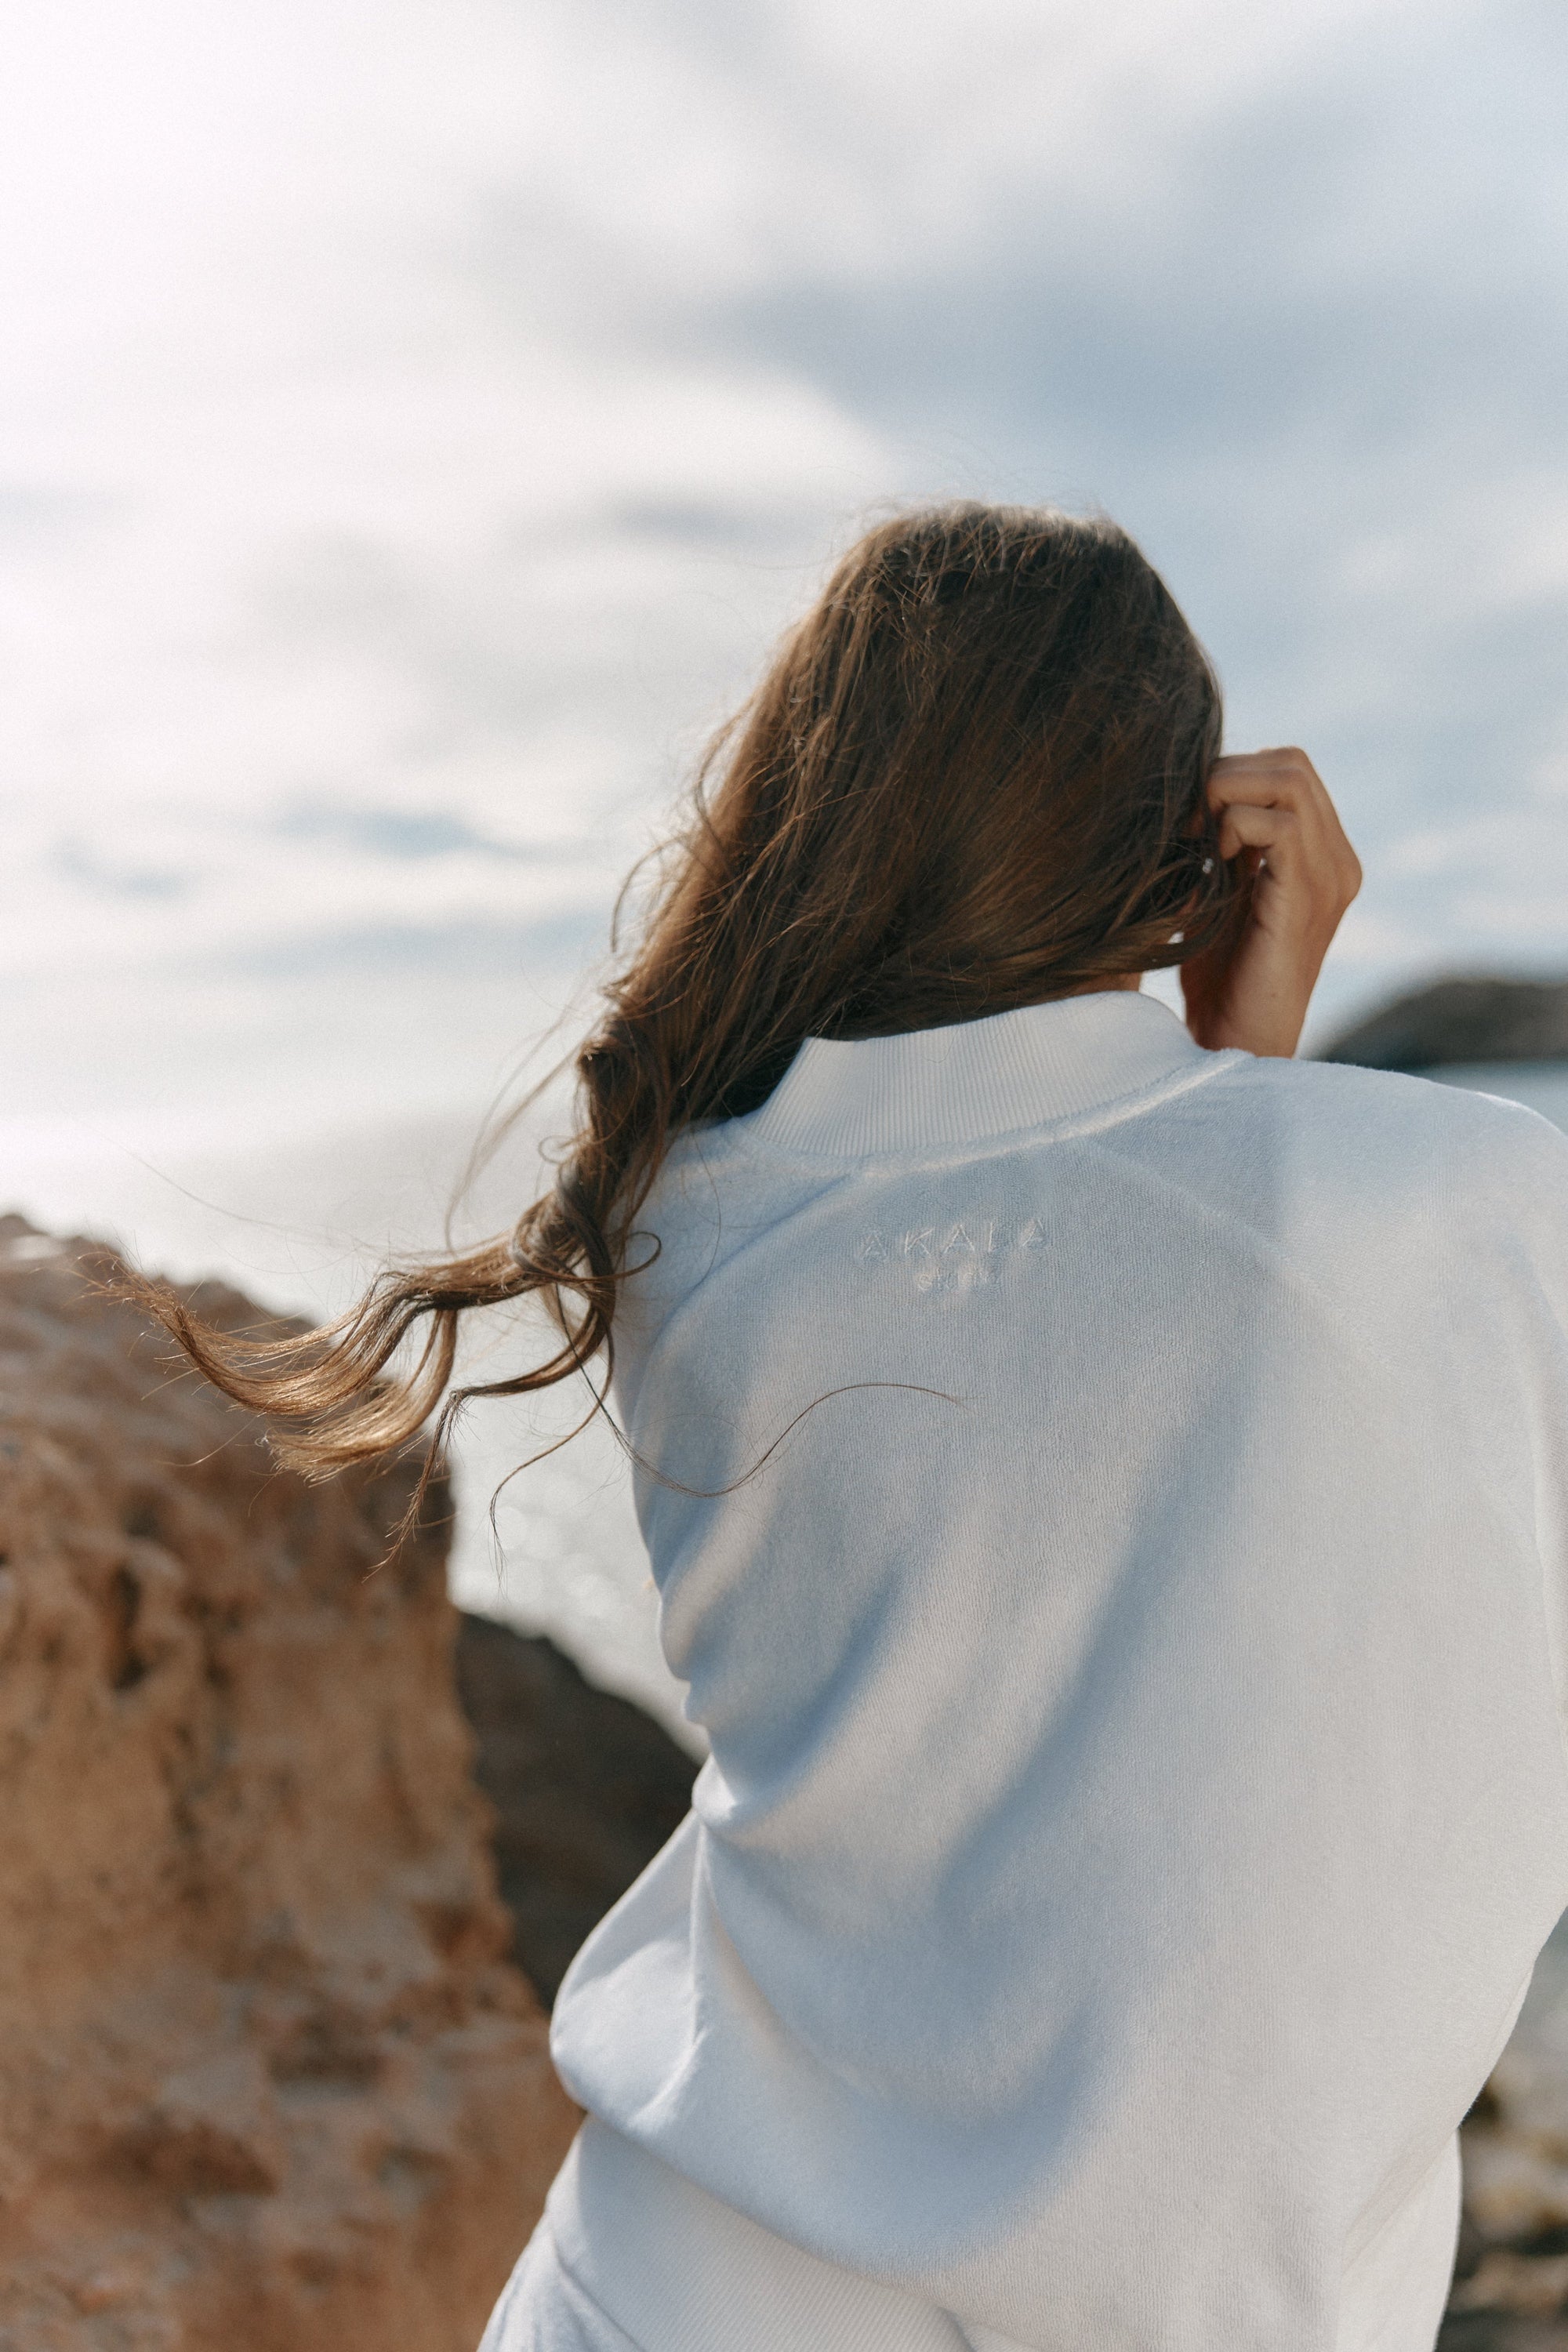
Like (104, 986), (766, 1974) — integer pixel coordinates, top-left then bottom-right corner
(160, 507), (1568, 2352)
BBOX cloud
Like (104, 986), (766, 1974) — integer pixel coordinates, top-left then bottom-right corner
(219, 908), (604, 982)
(652, 0), (1568, 984)
(273, 803), (601, 863)
(1, 0), (1565, 1128)
(53, 841), (191, 900)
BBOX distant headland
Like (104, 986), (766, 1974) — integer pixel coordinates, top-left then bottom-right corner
(1319, 976), (1568, 1072)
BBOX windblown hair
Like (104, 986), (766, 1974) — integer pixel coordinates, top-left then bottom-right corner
(140, 503), (1235, 1497)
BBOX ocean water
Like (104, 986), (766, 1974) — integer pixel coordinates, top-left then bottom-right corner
(5, 1052), (1564, 1752)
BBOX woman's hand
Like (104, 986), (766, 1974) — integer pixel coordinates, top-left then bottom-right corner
(1180, 748), (1361, 1059)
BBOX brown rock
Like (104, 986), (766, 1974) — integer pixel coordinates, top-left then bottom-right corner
(1320, 975), (1568, 1071)
(1441, 1933), (1568, 2350)
(454, 1615), (699, 2003)
(0, 1215), (578, 2351)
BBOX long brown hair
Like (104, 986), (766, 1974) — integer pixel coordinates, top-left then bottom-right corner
(140, 503), (1235, 1490)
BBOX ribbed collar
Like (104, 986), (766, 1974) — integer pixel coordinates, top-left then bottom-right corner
(741, 990), (1227, 1157)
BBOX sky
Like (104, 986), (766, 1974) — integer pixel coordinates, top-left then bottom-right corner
(1, 0), (1565, 1716)
(2, 0), (1566, 1171)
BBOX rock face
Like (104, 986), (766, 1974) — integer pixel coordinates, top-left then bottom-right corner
(1322, 976), (1568, 1071)
(454, 1617), (699, 2004)
(1440, 1926), (1568, 2352)
(0, 1217), (578, 2351)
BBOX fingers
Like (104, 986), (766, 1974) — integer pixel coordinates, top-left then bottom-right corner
(1183, 748), (1363, 1058)
(1207, 747), (1323, 811)
(1207, 746), (1362, 909)
(1213, 800), (1298, 865)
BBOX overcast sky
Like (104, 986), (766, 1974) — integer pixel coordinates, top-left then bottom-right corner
(2, 0), (1566, 1153)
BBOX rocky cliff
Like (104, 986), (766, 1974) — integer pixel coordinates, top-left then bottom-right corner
(1440, 1926), (1568, 2352)
(15, 1206), (1568, 2352)
(454, 1616), (697, 2004)
(1321, 975), (1568, 1070)
(0, 1215), (579, 2351)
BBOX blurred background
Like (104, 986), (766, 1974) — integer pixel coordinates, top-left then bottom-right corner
(2, 0), (1566, 1732)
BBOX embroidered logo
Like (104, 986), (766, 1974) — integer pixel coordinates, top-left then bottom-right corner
(855, 1216), (1047, 1292)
